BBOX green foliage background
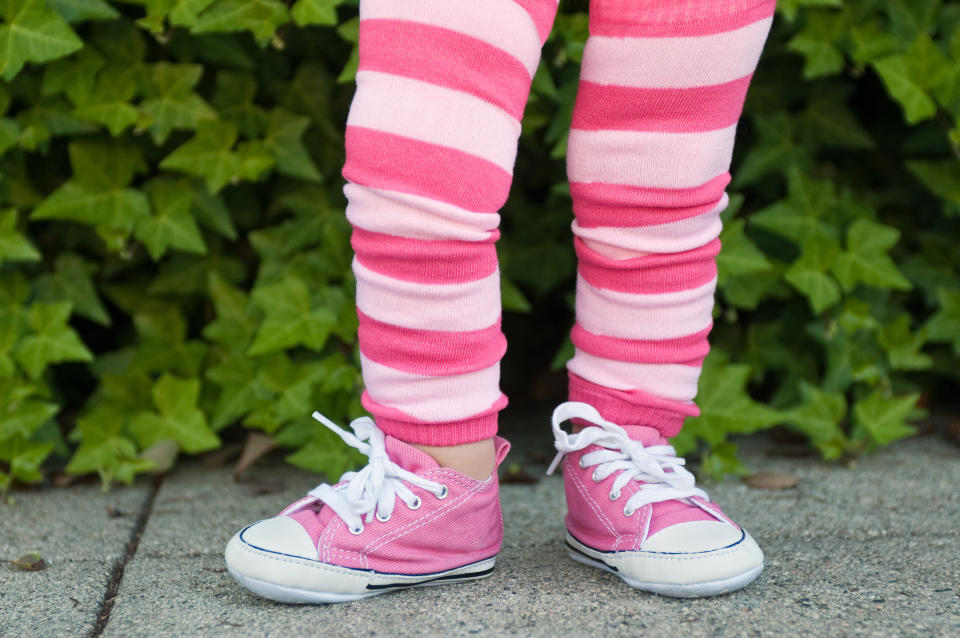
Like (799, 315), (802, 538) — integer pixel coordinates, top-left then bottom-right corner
(1, 0), (958, 490)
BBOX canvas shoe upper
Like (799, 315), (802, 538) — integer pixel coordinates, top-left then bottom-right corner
(225, 411), (509, 604)
(547, 401), (764, 598)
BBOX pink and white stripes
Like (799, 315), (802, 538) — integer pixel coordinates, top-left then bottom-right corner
(340, 0), (776, 445)
(566, 0), (776, 436)
(341, 0), (560, 445)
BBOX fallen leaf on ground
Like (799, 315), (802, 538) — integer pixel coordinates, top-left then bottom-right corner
(139, 440), (179, 475)
(12, 553), (47, 571)
(742, 471), (799, 490)
(233, 432), (276, 479)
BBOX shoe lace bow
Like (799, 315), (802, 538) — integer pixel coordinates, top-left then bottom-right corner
(298, 412), (446, 533)
(545, 402), (708, 515)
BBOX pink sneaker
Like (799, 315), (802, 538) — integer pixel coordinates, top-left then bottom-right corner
(547, 402), (764, 598)
(225, 412), (509, 603)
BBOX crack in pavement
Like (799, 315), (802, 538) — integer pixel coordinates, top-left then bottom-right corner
(88, 475), (164, 638)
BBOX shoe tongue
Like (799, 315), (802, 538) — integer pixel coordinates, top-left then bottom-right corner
(311, 436), (438, 528)
(384, 435), (440, 474)
(615, 425), (715, 531)
(620, 424), (669, 447)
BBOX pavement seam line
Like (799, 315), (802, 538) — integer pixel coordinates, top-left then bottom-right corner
(88, 475), (164, 638)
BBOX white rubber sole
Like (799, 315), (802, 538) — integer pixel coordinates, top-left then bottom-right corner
(226, 557), (497, 604)
(566, 533), (764, 598)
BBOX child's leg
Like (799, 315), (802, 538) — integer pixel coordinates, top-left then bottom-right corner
(342, 0), (559, 478)
(551, 0), (776, 597)
(226, 2), (561, 603)
(566, 0), (776, 437)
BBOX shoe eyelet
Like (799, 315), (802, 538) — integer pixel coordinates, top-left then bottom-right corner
(623, 506), (634, 517)
(436, 485), (449, 500)
(578, 457), (587, 469)
(591, 470), (602, 482)
(349, 523), (364, 535)
(408, 497), (422, 510)
(376, 512), (391, 523)
(609, 490), (620, 501)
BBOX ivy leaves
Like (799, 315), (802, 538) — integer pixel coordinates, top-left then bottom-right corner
(0, 0), (83, 80)
(135, 177), (207, 260)
(27, 110), (318, 256)
(0, 276), (90, 489)
(873, 34), (954, 125)
(674, 353), (783, 473)
(139, 62), (217, 145)
(31, 140), (150, 249)
(1, 0), (957, 492)
(160, 120), (273, 193)
(291, 0), (341, 27)
(129, 374), (219, 454)
(0, 208), (40, 264)
(925, 288), (960, 355)
(747, 169), (910, 315)
(779, 2), (959, 138)
(704, 0), (956, 474)
(248, 277), (338, 356)
(832, 219), (911, 292)
(14, 301), (92, 378)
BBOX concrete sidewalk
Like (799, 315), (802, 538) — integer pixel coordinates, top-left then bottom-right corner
(2, 432), (958, 637)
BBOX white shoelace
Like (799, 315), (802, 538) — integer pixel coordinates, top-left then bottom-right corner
(300, 412), (447, 534)
(546, 402), (708, 516)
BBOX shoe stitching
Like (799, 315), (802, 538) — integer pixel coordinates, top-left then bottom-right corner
(363, 480), (486, 557)
(351, 487), (438, 556)
(319, 515), (337, 564)
(323, 518), (372, 569)
(355, 467), (492, 556)
(568, 458), (618, 538)
(361, 479), (486, 558)
(613, 484), (645, 552)
(638, 504), (653, 549)
(566, 456), (620, 540)
(603, 469), (646, 552)
(425, 468), (488, 491)
(327, 546), (367, 569)
(693, 496), (738, 529)
(319, 469), (491, 565)
(631, 501), (646, 552)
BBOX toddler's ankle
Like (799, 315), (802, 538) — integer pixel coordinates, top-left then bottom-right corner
(411, 438), (497, 481)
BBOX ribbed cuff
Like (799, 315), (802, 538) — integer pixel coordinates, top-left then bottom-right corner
(361, 390), (505, 446)
(567, 371), (698, 438)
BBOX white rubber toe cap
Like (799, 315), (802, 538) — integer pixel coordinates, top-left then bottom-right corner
(224, 518), (371, 598)
(237, 517), (318, 560)
(643, 521), (743, 553)
(568, 526), (764, 595)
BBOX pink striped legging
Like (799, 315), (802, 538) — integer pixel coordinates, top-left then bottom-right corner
(341, 0), (777, 446)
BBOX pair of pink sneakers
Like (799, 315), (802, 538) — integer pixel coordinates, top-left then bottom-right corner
(224, 402), (764, 602)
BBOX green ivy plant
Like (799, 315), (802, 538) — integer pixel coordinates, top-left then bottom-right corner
(1, 0), (958, 491)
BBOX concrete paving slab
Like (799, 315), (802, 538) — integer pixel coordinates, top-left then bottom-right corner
(0, 479), (153, 638)
(101, 434), (959, 637)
